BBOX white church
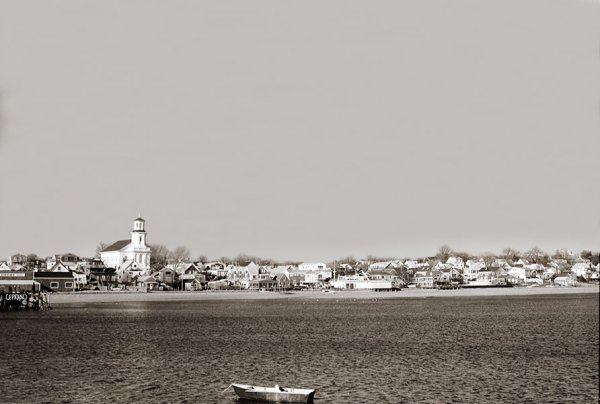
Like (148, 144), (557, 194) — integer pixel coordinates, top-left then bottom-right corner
(100, 217), (152, 278)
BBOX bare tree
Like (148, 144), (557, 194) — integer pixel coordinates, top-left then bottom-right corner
(552, 249), (573, 260)
(26, 253), (41, 261)
(501, 248), (521, 262)
(219, 257), (233, 265)
(454, 251), (471, 262)
(96, 242), (109, 256)
(338, 256), (357, 265)
(524, 246), (548, 264)
(579, 250), (599, 265)
(280, 260), (302, 266)
(480, 252), (496, 268)
(436, 245), (454, 262)
(149, 244), (170, 267)
(196, 255), (208, 263)
(168, 246), (191, 263)
(366, 255), (397, 263)
(234, 254), (252, 266)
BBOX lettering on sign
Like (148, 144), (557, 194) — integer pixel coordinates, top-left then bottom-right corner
(4, 293), (28, 302)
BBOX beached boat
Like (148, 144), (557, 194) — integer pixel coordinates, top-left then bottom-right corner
(226, 383), (315, 403)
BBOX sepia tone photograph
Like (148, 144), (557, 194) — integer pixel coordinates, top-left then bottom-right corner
(0, 1), (598, 403)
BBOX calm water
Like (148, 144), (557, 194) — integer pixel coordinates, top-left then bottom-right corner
(0, 293), (598, 403)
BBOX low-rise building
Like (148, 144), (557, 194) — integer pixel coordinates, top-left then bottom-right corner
(89, 267), (117, 289)
(571, 262), (592, 279)
(298, 262), (328, 271)
(136, 275), (158, 291)
(414, 270), (440, 289)
(0, 271), (39, 293)
(465, 259), (486, 282)
(34, 272), (75, 292)
(554, 272), (576, 286)
(151, 267), (177, 287)
(173, 263), (205, 290)
(7, 254), (27, 266)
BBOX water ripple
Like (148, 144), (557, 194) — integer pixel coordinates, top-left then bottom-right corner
(0, 294), (597, 403)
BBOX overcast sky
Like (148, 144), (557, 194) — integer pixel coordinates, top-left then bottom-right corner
(1, 0), (599, 262)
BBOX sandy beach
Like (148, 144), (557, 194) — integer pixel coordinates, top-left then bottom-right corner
(50, 285), (599, 304)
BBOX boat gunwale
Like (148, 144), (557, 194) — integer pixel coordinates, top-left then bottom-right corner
(230, 383), (316, 403)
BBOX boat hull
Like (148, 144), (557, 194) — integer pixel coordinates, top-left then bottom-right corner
(231, 384), (315, 403)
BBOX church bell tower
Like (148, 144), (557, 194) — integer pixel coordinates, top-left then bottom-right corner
(131, 216), (146, 247)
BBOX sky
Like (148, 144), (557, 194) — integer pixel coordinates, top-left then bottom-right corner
(0, 0), (599, 262)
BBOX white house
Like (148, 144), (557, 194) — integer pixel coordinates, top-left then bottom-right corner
(507, 266), (527, 281)
(446, 256), (465, 270)
(302, 270), (331, 286)
(331, 273), (393, 290)
(298, 262), (328, 271)
(554, 272), (576, 286)
(404, 260), (429, 270)
(571, 262), (592, 279)
(72, 272), (87, 289)
(49, 261), (70, 272)
(46, 253), (80, 271)
(368, 261), (399, 270)
(100, 217), (152, 274)
(465, 259), (486, 281)
(413, 270), (439, 289)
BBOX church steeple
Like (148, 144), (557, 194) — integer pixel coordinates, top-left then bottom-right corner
(131, 217), (146, 246)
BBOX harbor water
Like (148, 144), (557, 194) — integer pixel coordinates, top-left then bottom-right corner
(0, 293), (598, 403)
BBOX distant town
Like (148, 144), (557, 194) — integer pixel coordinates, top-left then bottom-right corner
(1, 217), (599, 293)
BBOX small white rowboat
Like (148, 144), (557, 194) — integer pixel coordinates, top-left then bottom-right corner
(225, 383), (315, 403)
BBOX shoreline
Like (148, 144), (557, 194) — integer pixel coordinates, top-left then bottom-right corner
(49, 285), (599, 304)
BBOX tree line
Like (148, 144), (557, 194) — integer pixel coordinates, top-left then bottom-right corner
(26, 243), (597, 271)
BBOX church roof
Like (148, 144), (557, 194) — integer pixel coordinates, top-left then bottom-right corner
(101, 240), (131, 252)
(134, 217), (145, 222)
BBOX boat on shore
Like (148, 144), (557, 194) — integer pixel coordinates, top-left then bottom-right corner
(225, 383), (315, 403)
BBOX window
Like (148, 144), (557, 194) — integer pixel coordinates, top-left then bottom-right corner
(50, 282), (59, 288)
(65, 282), (73, 288)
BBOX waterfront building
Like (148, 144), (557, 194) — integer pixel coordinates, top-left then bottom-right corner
(298, 262), (328, 271)
(413, 270), (438, 288)
(331, 273), (394, 290)
(88, 267), (117, 289)
(100, 217), (151, 274)
(172, 263), (204, 290)
(7, 254), (27, 266)
(301, 269), (331, 287)
(151, 267), (177, 287)
(34, 271), (75, 292)
(571, 262), (592, 279)
(46, 253), (80, 271)
(136, 275), (158, 291)
(554, 272), (576, 286)
(465, 259), (486, 282)
(446, 256), (465, 270)
(204, 262), (227, 278)
(368, 261), (396, 270)
(0, 271), (39, 292)
(270, 267), (292, 289)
